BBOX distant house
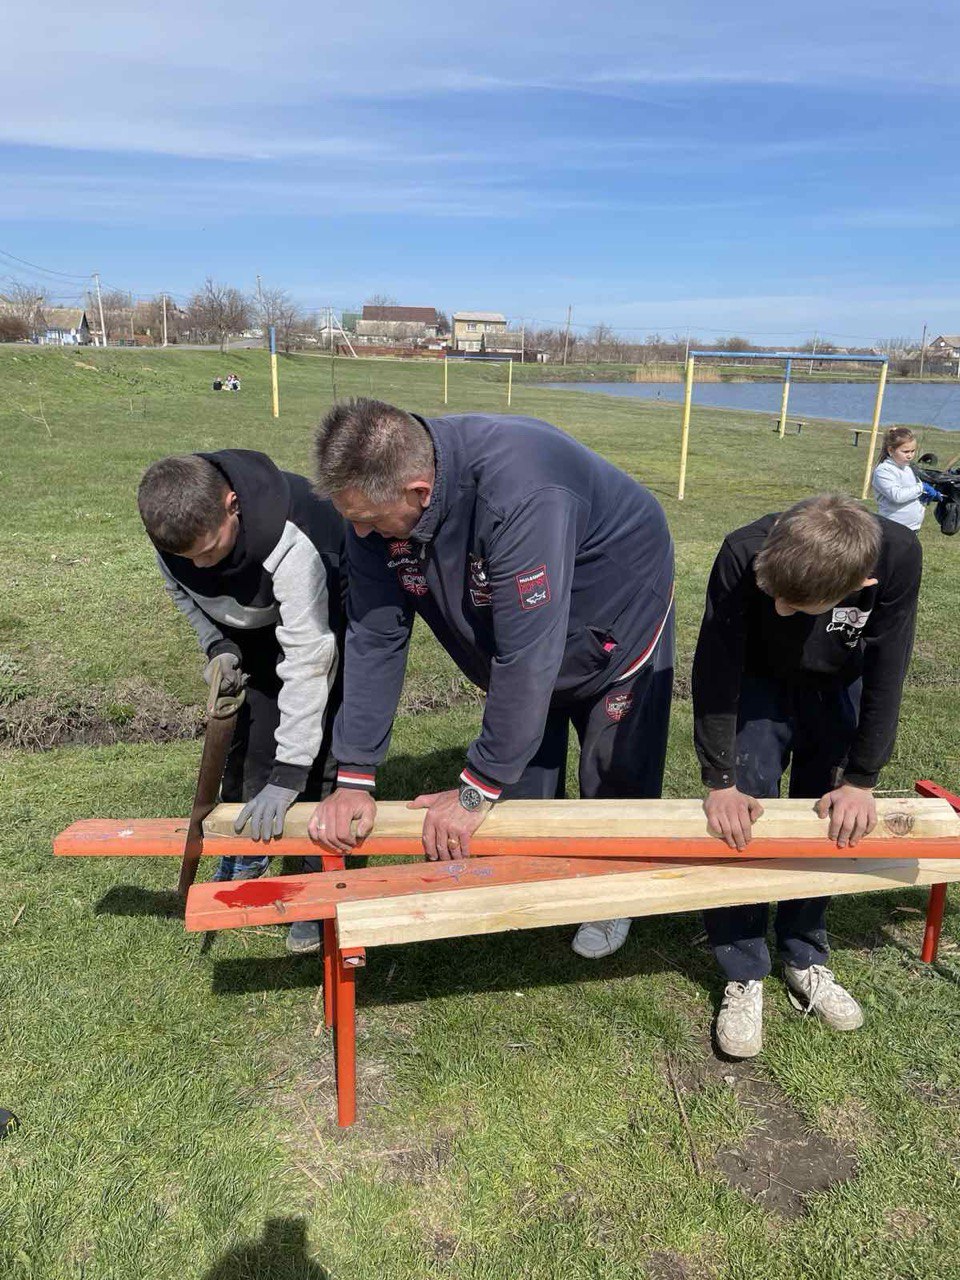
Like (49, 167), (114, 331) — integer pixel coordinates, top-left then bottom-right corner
(453, 311), (507, 353)
(40, 308), (92, 346)
(355, 305), (440, 347)
(929, 335), (960, 360)
(482, 328), (524, 357)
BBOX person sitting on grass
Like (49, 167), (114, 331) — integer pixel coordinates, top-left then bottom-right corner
(871, 427), (938, 532)
(692, 494), (922, 1058)
(137, 450), (345, 955)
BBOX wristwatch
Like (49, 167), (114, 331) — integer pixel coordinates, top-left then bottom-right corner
(458, 782), (485, 812)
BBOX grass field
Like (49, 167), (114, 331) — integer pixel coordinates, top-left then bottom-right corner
(3, 346), (960, 1280)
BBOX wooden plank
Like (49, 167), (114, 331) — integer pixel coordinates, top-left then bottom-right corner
(53, 818), (309, 859)
(335, 857), (960, 949)
(205, 796), (960, 851)
(184, 854), (658, 932)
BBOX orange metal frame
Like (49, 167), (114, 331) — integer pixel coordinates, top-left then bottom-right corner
(52, 780), (960, 1128)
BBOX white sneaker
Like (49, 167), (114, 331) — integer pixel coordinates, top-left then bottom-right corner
(571, 917), (631, 959)
(716, 980), (764, 1058)
(783, 964), (864, 1031)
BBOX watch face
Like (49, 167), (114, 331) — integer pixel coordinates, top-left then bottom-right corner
(459, 785), (483, 812)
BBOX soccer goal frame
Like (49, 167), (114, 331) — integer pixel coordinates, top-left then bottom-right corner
(677, 350), (890, 501)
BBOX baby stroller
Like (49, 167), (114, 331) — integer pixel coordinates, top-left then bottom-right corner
(916, 454), (960, 536)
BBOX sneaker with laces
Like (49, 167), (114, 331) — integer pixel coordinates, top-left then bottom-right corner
(286, 919), (323, 955)
(715, 979), (764, 1058)
(783, 964), (864, 1031)
(571, 917), (631, 958)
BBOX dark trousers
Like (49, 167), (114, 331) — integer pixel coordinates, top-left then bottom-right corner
(218, 630), (340, 876)
(502, 609), (674, 805)
(703, 672), (861, 982)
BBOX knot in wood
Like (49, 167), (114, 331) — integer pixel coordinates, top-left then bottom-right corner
(883, 811), (915, 837)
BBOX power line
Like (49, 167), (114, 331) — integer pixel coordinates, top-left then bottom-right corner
(0, 246), (91, 282)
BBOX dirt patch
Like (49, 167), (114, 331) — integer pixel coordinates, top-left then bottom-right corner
(882, 1206), (934, 1239)
(0, 679), (202, 750)
(644, 1250), (714, 1280)
(674, 1042), (858, 1218)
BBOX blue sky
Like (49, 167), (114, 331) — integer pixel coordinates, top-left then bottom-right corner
(2, 1), (958, 343)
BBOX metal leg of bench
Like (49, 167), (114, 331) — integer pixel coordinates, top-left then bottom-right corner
(320, 855), (345, 1030)
(922, 883), (947, 964)
(334, 946), (365, 1128)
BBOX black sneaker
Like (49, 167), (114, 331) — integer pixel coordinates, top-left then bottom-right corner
(286, 919), (323, 955)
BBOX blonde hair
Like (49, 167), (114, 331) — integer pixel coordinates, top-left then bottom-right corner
(879, 426), (916, 462)
(754, 495), (881, 606)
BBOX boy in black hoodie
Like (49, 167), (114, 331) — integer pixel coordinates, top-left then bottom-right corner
(692, 494), (921, 1057)
(138, 450), (345, 954)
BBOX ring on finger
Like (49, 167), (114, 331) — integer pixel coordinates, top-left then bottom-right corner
(447, 837), (460, 848)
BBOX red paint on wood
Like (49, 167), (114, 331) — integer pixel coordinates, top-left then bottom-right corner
(213, 880), (303, 909)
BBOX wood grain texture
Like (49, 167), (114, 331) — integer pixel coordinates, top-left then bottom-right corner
(335, 857), (960, 949)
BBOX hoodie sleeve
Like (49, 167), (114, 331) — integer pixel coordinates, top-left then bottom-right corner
(691, 536), (752, 789)
(332, 527), (414, 792)
(843, 533), (922, 788)
(155, 553), (237, 660)
(263, 522), (340, 792)
(872, 461), (923, 506)
(461, 487), (584, 797)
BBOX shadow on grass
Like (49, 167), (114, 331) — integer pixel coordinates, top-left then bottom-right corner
(202, 1217), (330, 1280)
(94, 885), (183, 918)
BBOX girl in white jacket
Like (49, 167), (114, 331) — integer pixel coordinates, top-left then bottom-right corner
(872, 427), (927, 531)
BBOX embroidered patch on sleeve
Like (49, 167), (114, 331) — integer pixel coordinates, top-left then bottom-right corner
(515, 564), (551, 611)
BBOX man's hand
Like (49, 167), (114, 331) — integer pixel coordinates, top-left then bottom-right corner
(307, 788), (377, 853)
(704, 786), (765, 851)
(203, 652), (245, 695)
(407, 789), (491, 861)
(815, 784), (877, 849)
(234, 783), (298, 843)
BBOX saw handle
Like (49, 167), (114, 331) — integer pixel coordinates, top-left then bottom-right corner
(205, 654), (247, 719)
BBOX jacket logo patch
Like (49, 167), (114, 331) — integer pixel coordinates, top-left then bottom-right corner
(389, 540), (412, 558)
(515, 564), (551, 611)
(469, 554), (492, 608)
(826, 606), (872, 646)
(604, 691), (634, 722)
(400, 568), (429, 597)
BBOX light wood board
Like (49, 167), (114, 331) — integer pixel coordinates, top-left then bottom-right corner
(335, 857), (960, 949)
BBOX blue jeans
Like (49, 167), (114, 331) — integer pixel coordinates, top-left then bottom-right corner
(703, 672), (861, 982)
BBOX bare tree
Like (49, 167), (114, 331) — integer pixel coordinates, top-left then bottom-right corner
(1, 280), (46, 338)
(188, 279), (252, 352)
(255, 284), (304, 353)
(364, 292), (398, 307)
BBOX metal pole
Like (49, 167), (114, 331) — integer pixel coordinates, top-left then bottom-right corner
(778, 358), (792, 438)
(860, 360), (889, 499)
(93, 273), (107, 348)
(562, 305), (572, 366)
(443, 356), (448, 405)
(918, 323), (927, 380)
(520, 320), (525, 364)
(161, 294), (168, 347)
(678, 355), (695, 500)
(507, 358), (513, 407)
(270, 325), (280, 419)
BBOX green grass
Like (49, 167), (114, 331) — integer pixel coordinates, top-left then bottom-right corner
(3, 347), (960, 1279)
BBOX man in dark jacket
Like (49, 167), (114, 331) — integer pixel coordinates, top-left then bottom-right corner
(138, 450), (345, 954)
(306, 399), (675, 958)
(692, 494), (922, 1057)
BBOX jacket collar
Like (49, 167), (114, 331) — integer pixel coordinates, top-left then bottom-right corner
(409, 415), (452, 545)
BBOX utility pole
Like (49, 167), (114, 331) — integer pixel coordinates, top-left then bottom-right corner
(808, 332), (818, 376)
(918, 322), (927, 380)
(520, 319), (525, 364)
(161, 294), (168, 347)
(562, 305), (572, 366)
(93, 272), (107, 347)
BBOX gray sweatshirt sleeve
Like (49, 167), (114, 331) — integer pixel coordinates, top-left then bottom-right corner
(155, 553), (228, 657)
(872, 460), (923, 506)
(462, 487), (583, 796)
(263, 522), (340, 792)
(332, 527), (414, 791)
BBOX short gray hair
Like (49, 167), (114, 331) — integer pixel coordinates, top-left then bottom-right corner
(312, 398), (435, 502)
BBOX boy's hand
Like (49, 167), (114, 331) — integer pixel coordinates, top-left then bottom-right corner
(815, 784), (877, 848)
(204, 652), (245, 695)
(308, 788), (377, 853)
(234, 783), (298, 843)
(704, 787), (765, 851)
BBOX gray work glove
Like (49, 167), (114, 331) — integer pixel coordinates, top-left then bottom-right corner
(234, 783), (299, 843)
(203, 651), (246, 696)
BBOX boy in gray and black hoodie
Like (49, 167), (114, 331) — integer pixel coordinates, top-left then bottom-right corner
(138, 449), (345, 954)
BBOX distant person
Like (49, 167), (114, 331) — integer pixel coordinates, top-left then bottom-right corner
(872, 427), (938, 532)
(305, 399), (675, 961)
(212, 377), (223, 392)
(227, 373), (241, 392)
(693, 494), (921, 1058)
(137, 450), (346, 955)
